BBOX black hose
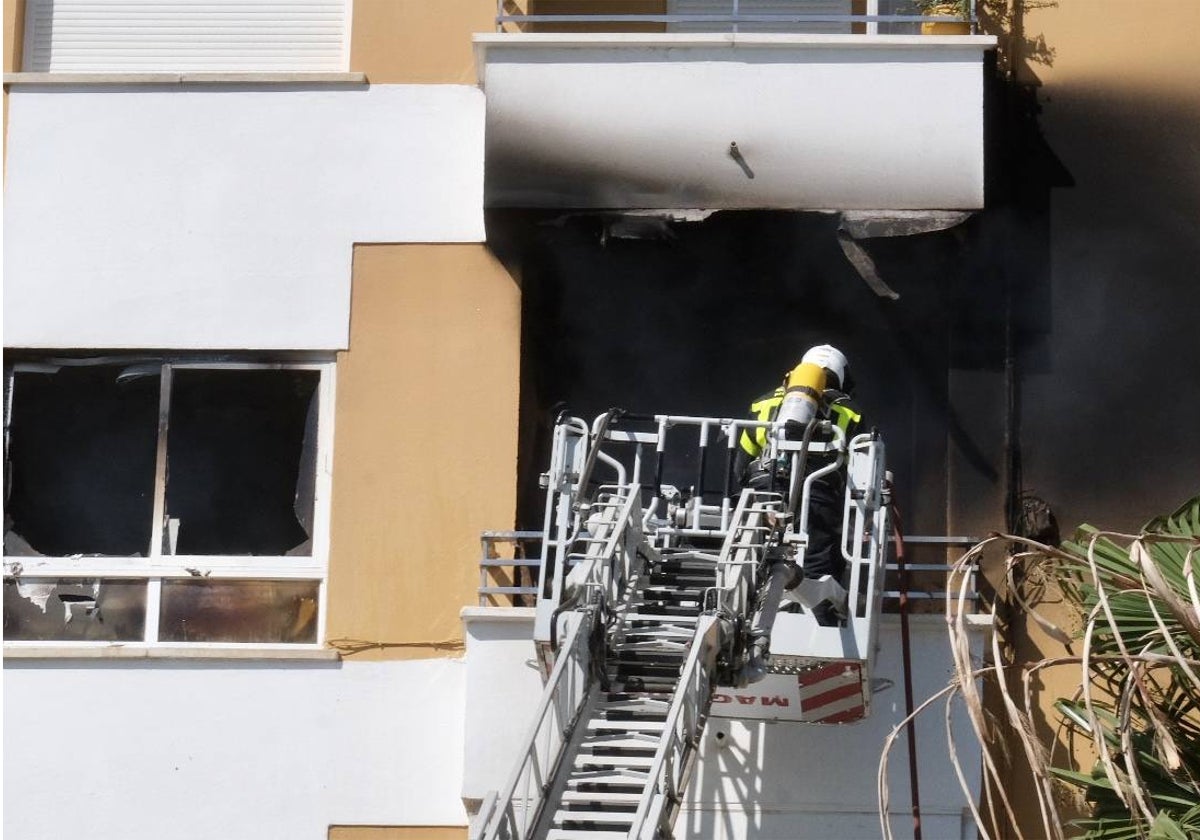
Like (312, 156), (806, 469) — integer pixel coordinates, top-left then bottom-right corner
(575, 407), (624, 511)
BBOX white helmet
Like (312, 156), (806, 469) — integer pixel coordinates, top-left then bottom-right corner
(801, 344), (849, 389)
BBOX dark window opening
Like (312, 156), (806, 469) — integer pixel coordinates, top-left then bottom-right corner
(165, 369), (319, 556)
(2, 578), (148, 641)
(5, 366), (160, 556)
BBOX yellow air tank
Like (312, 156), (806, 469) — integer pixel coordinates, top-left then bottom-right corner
(775, 361), (826, 439)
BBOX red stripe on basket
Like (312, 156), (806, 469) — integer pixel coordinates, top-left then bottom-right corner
(797, 662), (853, 686)
(802, 680), (863, 711)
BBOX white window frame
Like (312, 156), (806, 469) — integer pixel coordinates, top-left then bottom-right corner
(2, 356), (337, 650)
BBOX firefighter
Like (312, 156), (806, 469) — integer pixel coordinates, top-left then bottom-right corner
(736, 344), (862, 628)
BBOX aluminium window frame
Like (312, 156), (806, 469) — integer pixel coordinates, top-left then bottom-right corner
(2, 355), (337, 650)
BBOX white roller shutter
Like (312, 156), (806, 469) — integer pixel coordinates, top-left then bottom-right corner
(667, 0), (853, 34)
(23, 0), (349, 72)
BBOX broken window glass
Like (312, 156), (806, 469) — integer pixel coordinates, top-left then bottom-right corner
(3, 578), (147, 641)
(158, 579), (319, 643)
(164, 369), (319, 556)
(4, 365), (160, 556)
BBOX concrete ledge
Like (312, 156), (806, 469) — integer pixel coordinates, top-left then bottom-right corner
(4, 72), (368, 87)
(4, 644), (342, 661)
(461, 606), (536, 624)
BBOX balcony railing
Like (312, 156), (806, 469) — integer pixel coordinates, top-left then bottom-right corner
(477, 532), (983, 613)
(495, 1), (979, 36)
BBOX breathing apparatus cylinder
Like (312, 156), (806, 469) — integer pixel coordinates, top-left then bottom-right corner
(775, 361), (826, 441)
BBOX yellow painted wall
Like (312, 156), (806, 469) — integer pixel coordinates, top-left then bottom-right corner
(349, 0), (496, 84)
(326, 244), (520, 660)
(330, 827), (465, 840)
(4, 0), (25, 170)
(4, 0), (24, 72)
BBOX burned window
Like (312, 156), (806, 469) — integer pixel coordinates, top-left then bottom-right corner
(3, 578), (147, 641)
(165, 369), (318, 556)
(3, 358), (331, 646)
(159, 579), (319, 643)
(5, 365), (160, 557)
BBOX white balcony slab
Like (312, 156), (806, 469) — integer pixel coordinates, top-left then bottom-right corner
(476, 34), (996, 210)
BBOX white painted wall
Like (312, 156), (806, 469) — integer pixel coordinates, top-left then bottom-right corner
(3, 658), (468, 839)
(461, 608), (547, 806)
(478, 34), (994, 210)
(3, 84), (485, 350)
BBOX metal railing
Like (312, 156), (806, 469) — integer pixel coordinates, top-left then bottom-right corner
(474, 606), (598, 840)
(705, 488), (779, 619)
(495, 1), (979, 35)
(883, 534), (981, 604)
(583, 412), (837, 537)
(479, 530), (543, 607)
(478, 534), (986, 611)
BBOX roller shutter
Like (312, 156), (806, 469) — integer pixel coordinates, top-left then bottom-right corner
(23, 0), (349, 72)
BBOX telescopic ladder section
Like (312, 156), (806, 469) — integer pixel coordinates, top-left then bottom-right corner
(476, 412), (887, 840)
(538, 544), (722, 839)
(547, 492), (780, 839)
(477, 484), (778, 840)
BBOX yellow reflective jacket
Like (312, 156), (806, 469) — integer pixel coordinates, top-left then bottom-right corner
(738, 388), (862, 458)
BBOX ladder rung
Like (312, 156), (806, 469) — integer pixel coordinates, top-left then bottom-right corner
(585, 719), (667, 732)
(563, 768), (650, 783)
(611, 641), (688, 654)
(581, 737), (660, 751)
(600, 698), (670, 712)
(553, 810), (636, 825)
(560, 790), (645, 804)
(574, 754), (657, 769)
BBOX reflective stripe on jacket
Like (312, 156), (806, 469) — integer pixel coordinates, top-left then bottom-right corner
(738, 388), (784, 458)
(738, 390), (862, 458)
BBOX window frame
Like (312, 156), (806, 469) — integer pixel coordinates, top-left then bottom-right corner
(2, 355), (336, 649)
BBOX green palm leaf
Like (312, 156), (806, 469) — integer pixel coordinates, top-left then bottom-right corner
(1046, 494), (1200, 839)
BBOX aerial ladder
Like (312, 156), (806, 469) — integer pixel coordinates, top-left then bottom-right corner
(474, 409), (890, 840)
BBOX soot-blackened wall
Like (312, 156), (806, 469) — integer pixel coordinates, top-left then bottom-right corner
(497, 209), (1014, 539)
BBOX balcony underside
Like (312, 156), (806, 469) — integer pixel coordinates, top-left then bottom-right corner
(477, 34), (996, 210)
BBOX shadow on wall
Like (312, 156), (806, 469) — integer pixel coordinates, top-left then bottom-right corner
(980, 0), (1058, 76)
(981, 0), (1200, 532)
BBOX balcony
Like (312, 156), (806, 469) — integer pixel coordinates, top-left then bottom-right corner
(476, 2), (996, 210)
